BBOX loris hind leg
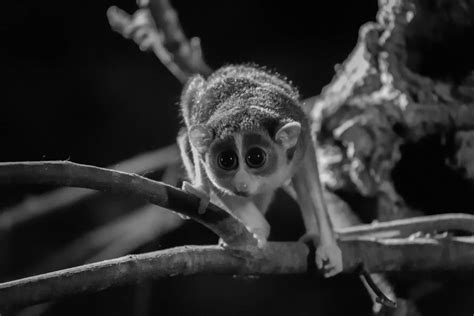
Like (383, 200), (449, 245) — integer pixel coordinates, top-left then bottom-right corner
(292, 140), (342, 277)
(177, 131), (210, 214)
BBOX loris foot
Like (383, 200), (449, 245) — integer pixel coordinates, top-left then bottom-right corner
(182, 181), (210, 215)
(300, 233), (343, 277)
(316, 241), (343, 278)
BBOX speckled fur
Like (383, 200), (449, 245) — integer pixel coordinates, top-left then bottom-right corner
(180, 65), (309, 140)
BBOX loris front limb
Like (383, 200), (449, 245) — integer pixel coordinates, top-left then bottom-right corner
(177, 131), (210, 215)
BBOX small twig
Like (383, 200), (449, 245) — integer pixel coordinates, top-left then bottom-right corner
(0, 161), (257, 247)
(0, 144), (179, 232)
(337, 213), (474, 239)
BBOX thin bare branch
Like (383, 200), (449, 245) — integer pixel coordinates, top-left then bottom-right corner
(2, 236), (474, 310)
(0, 161), (257, 247)
(342, 236), (474, 273)
(0, 144), (179, 232)
(27, 205), (182, 275)
(337, 213), (474, 239)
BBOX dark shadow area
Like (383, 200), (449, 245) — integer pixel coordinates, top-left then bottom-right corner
(392, 133), (474, 215)
(404, 0), (474, 86)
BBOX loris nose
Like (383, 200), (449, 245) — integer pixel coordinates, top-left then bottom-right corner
(236, 183), (248, 191)
(235, 183), (249, 196)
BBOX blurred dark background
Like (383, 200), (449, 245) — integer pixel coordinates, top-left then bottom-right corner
(0, 1), (382, 315)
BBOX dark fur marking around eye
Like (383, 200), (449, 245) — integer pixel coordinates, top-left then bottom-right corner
(242, 133), (277, 176)
(208, 136), (239, 179)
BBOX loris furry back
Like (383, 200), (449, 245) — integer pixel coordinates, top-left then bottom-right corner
(180, 65), (308, 140)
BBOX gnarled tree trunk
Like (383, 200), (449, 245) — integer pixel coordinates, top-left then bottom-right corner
(311, 0), (474, 314)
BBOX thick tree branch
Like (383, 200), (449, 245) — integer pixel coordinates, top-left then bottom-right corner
(0, 144), (179, 232)
(0, 243), (307, 309)
(2, 236), (474, 310)
(0, 161), (257, 247)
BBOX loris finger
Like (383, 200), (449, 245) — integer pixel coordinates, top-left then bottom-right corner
(315, 256), (325, 269)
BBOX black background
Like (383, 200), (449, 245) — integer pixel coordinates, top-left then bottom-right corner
(1, 1), (383, 315)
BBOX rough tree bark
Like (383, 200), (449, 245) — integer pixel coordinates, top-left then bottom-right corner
(309, 0), (474, 314)
(2, 237), (474, 310)
(311, 0), (474, 222)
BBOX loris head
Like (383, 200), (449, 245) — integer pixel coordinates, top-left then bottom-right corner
(189, 121), (303, 196)
(182, 65), (308, 196)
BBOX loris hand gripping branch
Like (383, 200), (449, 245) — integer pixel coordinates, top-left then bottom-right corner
(177, 65), (342, 277)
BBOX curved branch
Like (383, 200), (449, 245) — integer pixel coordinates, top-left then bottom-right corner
(0, 161), (257, 247)
(0, 144), (179, 232)
(2, 236), (474, 310)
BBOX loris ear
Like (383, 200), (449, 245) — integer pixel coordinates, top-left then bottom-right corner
(275, 122), (301, 150)
(189, 125), (214, 154)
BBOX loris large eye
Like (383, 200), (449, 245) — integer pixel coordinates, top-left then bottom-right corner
(217, 150), (238, 170)
(245, 147), (267, 168)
